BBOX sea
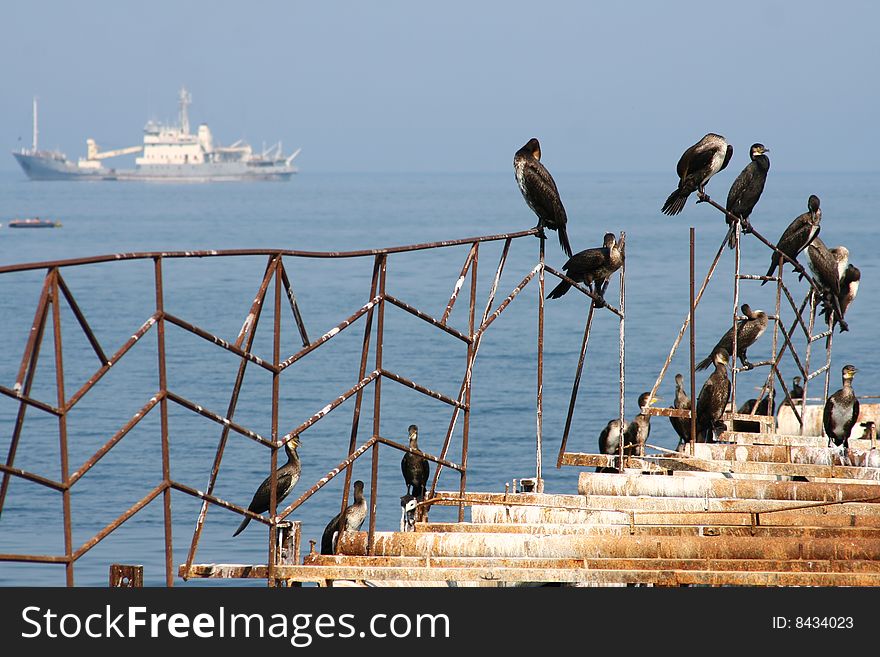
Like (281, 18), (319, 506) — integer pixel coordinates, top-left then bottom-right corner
(0, 168), (877, 586)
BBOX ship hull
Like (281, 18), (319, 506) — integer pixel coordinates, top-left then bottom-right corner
(13, 153), (296, 182)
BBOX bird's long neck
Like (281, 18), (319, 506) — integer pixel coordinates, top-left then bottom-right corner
(353, 487), (365, 504)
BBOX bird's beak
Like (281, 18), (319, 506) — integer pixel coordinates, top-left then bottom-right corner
(761, 147), (770, 154)
(650, 397), (661, 405)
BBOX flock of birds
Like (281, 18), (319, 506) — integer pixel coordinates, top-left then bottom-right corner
(229, 133), (866, 550)
(513, 132), (864, 459)
(232, 424), (431, 556)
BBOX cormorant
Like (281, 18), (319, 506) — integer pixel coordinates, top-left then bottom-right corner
(725, 143), (770, 248)
(546, 232), (624, 303)
(695, 348), (731, 442)
(514, 138), (573, 257)
(807, 236), (845, 297)
(401, 424), (430, 501)
(669, 373), (692, 449)
(233, 436), (302, 537)
(783, 376), (805, 408)
(823, 364), (859, 450)
(597, 418), (626, 472)
(624, 392), (659, 456)
(826, 264), (859, 331)
(696, 304), (768, 371)
(320, 479), (367, 555)
(732, 396), (775, 433)
(661, 133), (733, 216)
(761, 195), (821, 285)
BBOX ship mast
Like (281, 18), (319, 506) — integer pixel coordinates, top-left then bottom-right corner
(32, 96), (38, 152)
(178, 87), (191, 135)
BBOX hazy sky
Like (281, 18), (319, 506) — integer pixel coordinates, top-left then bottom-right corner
(1, 1), (877, 173)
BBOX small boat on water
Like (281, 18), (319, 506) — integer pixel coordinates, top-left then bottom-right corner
(8, 217), (62, 228)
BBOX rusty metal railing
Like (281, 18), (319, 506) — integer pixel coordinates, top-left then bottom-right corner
(0, 228), (625, 586)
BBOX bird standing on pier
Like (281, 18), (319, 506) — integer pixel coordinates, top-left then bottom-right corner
(546, 232), (623, 304)
(695, 348), (731, 442)
(233, 435), (302, 537)
(825, 264), (859, 331)
(597, 418), (626, 472)
(696, 304), (768, 371)
(762, 195), (821, 285)
(783, 376), (805, 408)
(725, 143), (770, 248)
(670, 373), (692, 449)
(514, 138), (573, 257)
(320, 479), (367, 555)
(661, 133), (733, 216)
(624, 392), (660, 456)
(401, 424), (430, 501)
(823, 364), (859, 450)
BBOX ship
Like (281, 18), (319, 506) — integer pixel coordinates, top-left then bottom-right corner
(12, 89), (300, 182)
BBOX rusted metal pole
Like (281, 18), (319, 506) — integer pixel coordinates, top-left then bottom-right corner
(557, 302), (596, 467)
(268, 256), (282, 586)
(731, 223), (741, 416)
(536, 239), (544, 486)
(689, 228), (697, 450)
(441, 244), (475, 325)
(460, 244), (478, 520)
(618, 232), (627, 469)
(801, 291), (817, 436)
(153, 257), (174, 587)
(50, 269), (74, 586)
(367, 255), (387, 554)
(110, 564), (143, 587)
(279, 264), (310, 347)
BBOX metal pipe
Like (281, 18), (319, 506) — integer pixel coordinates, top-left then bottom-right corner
(0, 228), (541, 274)
(440, 244), (475, 325)
(689, 228), (696, 449)
(536, 238), (544, 485)
(268, 256), (282, 585)
(154, 257), (174, 587)
(368, 255), (387, 554)
(50, 270), (74, 586)
(556, 302), (596, 468)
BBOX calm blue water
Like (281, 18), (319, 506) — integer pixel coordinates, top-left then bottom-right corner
(1, 168), (877, 586)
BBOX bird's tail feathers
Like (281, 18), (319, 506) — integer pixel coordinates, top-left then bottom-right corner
(661, 189), (688, 216)
(232, 516), (250, 537)
(558, 226), (573, 258)
(695, 355), (712, 371)
(547, 279), (571, 299)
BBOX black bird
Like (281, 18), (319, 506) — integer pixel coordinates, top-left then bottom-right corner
(783, 376), (805, 408)
(320, 479), (367, 555)
(514, 138), (573, 257)
(624, 392), (660, 457)
(823, 364), (859, 450)
(661, 133), (733, 216)
(732, 396), (775, 433)
(233, 436), (301, 537)
(762, 195), (821, 285)
(725, 143), (770, 248)
(401, 424), (430, 501)
(669, 373), (692, 449)
(696, 304), (768, 371)
(546, 233), (624, 302)
(808, 236), (846, 297)
(825, 264), (859, 331)
(597, 418), (626, 472)
(695, 348), (731, 442)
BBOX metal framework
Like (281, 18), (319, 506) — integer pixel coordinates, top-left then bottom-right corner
(0, 228), (626, 586)
(640, 196), (839, 448)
